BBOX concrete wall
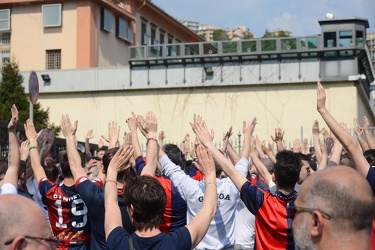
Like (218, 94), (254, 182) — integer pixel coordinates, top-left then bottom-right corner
(32, 81), (373, 149)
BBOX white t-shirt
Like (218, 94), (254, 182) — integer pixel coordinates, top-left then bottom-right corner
(235, 200), (255, 249)
(160, 155), (249, 250)
(0, 183), (17, 195)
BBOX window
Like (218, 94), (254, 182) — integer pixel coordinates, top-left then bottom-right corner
(151, 27), (156, 44)
(127, 27), (133, 43)
(101, 8), (112, 32)
(356, 31), (364, 47)
(0, 50), (10, 64)
(0, 9), (10, 31)
(42, 4), (62, 27)
(46, 50), (61, 69)
(324, 32), (336, 48)
(141, 22), (147, 44)
(116, 17), (127, 40)
(160, 33), (165, 44)
(0, 32), (10, 45)
(339, 30), (352, 47)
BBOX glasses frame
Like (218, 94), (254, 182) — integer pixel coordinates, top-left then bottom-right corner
(4, 235), (60, 246)
(286, 200), (332, 220)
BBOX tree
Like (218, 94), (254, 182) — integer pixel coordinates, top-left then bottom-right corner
(0, 59), (60, 134)
(262, 29), (272, 38)
(213, 29), (229, 41)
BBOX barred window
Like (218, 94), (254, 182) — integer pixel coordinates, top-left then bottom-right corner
(0, 50), (10, 64)
(46, 49), (61, 69)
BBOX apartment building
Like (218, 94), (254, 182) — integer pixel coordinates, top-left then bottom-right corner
(0, 0), (203, 71)
(367, 32), (375, 70)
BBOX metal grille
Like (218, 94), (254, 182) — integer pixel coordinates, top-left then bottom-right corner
(46, 49), (61, 69)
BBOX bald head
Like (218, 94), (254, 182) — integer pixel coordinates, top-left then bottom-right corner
(0, 194), (52, 248)
(298, 166), (374, 232)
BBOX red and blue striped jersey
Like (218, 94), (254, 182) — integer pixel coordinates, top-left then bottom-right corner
(39, 178), (91, 249)
(135, 156), (187, 233)
(240, 181), (297, 250)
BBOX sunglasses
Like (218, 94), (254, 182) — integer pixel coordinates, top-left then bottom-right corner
(4, 235), (60, 248)
(286, 200), (332, 220)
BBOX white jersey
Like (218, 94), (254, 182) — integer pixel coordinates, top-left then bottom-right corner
(235, 199), (255, 249)
(160, 155), (249, 250)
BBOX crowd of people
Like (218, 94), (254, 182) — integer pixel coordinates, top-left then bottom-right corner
(0, 81), (374, 250)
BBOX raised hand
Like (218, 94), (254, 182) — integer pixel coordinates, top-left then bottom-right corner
(144, 111), (157, 137)
(108, 145), (134, 173)
(190, 114), (212, 146)
(102, 121), (120, 149)
(24, 119), (43, 141)
(126, 112), (138, 132)
(60, 114), (78, 138)
(271, 127), (284, 143)
(243, 117), (257, 137)
(312, 120), (325, 135)
(353, 118), (364, 136)
(293, 138), (302, 153)
(86, 129), (94, 140)
(191, 144), (215, 177)
(20, 140), (30, 161)
(123, 132), (132, 146)
(7, 104), (18, 131)
(317, 81), (327, 112)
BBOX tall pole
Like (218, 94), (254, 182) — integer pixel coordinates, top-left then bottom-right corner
(29, 101), (33, 121)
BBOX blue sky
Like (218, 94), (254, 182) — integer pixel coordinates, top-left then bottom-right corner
(152, 0), (375, 38)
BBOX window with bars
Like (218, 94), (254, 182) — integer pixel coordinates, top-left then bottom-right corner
(0, 50), (10, 65)
(46, 49), (61, 69)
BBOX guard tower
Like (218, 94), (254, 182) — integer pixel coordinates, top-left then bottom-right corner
(318, 18), (373, 87)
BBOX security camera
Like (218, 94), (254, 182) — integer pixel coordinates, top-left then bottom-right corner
(326, 13), (335, 19)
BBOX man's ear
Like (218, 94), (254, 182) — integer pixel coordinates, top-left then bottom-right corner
(310, 211), (324, 237)
(11, 235), (27, 250)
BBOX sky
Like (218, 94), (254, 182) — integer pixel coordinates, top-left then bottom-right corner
(152, 0), (375, 38)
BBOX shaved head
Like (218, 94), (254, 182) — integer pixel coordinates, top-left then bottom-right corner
(0, 194), (52, 249)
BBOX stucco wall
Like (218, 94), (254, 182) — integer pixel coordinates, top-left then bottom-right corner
(11, 3), (77, 71)
(36, 81), (371, 149)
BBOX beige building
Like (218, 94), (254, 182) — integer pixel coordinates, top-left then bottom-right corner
(367, 32), (375, 70)
(0, 0), (203, 71)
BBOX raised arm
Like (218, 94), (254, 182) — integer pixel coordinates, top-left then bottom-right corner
(255, 136), (266, 159)
(139, 111), (158, 176)
(317, 137), (332, 171)
(127, 113), (142, 160)
(105, 145), (133, 239)
(250, 137), (272, 185)
(85, 129), (94, 158)
(185, 145), (217, 248)
(24, 119), (46, 183)
(312, 120), (323, 163)
(3, 105), (20, 190)
(353, 118), (369, 152)
(363, 116), (375, 149)
(317, 81), (369, 176)
(192, 115), (256, 191)
(60, 115), (87, 181)
(261, 142), (277, 164)
(271, 128), (285, 152)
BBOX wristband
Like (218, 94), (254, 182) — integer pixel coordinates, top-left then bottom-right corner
(205, 182), (217, 187)
(105, 180), (117, 186)
(29, 145), (38, 151)
(147, 138), (158, 145)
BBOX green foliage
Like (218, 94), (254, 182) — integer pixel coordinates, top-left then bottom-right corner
(213, 29), (229, 41)
(0, 59), (61, 135)
(262, 29), (272, 38)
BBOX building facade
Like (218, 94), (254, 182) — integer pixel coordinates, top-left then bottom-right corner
(367, 32), (375, 70)
(0, 0), (203, 71)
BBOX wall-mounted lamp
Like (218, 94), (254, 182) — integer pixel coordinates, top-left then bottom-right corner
(41, 74), (51, 82)
(204, 67), (214, 76)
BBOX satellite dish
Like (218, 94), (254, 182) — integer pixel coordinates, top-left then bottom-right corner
(326, 13), (335, 19)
